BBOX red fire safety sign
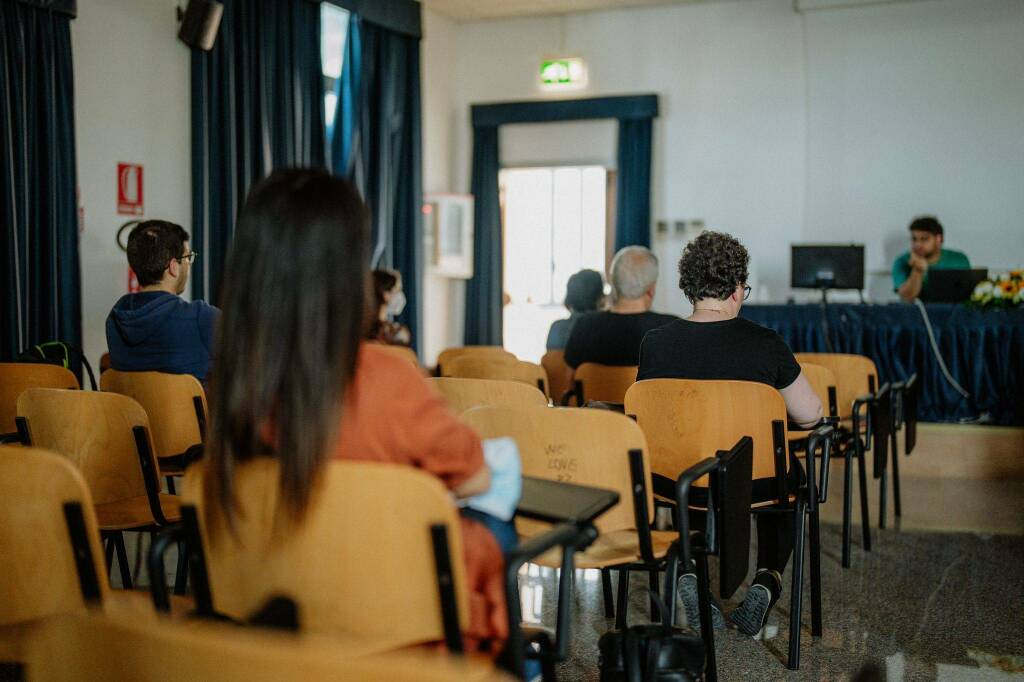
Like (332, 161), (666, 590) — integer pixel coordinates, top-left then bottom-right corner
(117, 163), (144, 216)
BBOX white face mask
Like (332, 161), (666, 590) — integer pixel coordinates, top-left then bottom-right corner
(386, 290), (406, 317)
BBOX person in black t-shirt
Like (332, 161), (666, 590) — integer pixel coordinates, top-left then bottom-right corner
(563, 246), (677, 371)
(638, 231), (821, 637)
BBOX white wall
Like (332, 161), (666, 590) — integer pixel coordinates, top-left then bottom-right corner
(423, 0), (1024, 330)
(73, 0), (191, 373)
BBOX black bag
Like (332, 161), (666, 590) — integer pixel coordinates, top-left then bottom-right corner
(17, 341), (97, 390)
(598, 590), (705, 682)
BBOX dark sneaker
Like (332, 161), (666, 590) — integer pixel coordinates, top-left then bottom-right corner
(678, 573), (725, 630)
(730, 571), (781, 637)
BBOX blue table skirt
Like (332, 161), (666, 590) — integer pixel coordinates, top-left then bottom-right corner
(740, 304), (1024, 425)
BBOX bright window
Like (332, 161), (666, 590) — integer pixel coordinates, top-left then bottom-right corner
(321, 4), (350, 130)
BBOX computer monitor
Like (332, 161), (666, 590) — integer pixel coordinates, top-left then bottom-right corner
(923, 268), (988, 303)
(791, 245), (865, 290)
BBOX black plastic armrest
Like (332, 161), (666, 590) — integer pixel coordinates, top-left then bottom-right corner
(805, 424), (834, 508)
(502, 522), (597, 677)
(674, 458), (719, 569)
(852, 393), (875, 450)
(0, 432), (21, 445)
(148, 524), (185, 613)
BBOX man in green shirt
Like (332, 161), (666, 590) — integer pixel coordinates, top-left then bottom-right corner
(892, 216), (970, 302)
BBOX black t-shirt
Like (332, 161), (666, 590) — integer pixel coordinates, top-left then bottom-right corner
(637, 317), (801, 390)
(564, 311), (679, 369)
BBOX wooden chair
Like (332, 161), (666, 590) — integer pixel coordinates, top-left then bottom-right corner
(16, 389), (182, 590)
(24, 611), (514, 682)
(567, 363), (637, 406)
(371, 343), (423, 371)
(429, 378), (548, 415)
(436, 346), (515, 376)
(0, 363), (78, 442)
(170, 459), (581, 678)
(446, 356), (550, 397)
(100, 370), (208, 492)
(794, 353), (879, 562)
(540, 351), (571, 405)
(625, 379), (832, 671)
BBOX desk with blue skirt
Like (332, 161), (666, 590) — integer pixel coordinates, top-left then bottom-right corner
(740, 303), (1024, 425)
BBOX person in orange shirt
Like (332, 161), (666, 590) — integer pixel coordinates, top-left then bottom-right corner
(201, 168), (509, 653)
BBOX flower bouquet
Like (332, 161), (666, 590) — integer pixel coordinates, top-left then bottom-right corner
(970, 270), (1024, 310)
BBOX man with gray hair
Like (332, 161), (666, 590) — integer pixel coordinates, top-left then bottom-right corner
(563, 246), (677, 371)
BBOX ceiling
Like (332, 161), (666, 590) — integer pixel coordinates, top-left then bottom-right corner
(419, 0), (754, 22)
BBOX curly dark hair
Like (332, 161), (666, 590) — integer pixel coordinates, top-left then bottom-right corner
(677, 231), (749, 303)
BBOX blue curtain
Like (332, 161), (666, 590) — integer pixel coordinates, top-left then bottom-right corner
(1, 0), (81, 364)
(615, 117), (653, 252)
(464, 126), (502, 345)
(190, 0), (325, 304)
(331, 14), (423, 351)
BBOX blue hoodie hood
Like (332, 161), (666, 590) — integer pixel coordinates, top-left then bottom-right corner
(109, 292), (181, 346)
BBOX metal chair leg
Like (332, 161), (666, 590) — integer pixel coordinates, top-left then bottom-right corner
(114, 531), (133, 589)
(615, 568), (630, 630)
(856, 447), (872, 551)
(842, 450), (853, 568)
(103, 534), (115, 573)
(696, 554), (718, 682)
(809, 505), (823, 637)
(662, 550), (680, 626)
(601, 568), (615, 618)
(891, 440), (902, 518)
(879, 470), (888, 530)
(173, 539), (188, 595)
(648, 568), (660, 621)
(787, 501), (807, 670)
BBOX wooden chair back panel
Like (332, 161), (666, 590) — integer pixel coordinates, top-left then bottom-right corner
(575, 364), (637, 404)
(183, 460), (469, 647)
(100, 370), (207, 458)
(371, 344), (423, 371)
(437, 346), (515, 376)
(430, 378), (548, 414)
(624, 379), (788, 482)
(446, 357), (549, 397)
(798, 363), (838, 416)
(793, 353), (877, 419)
(461, 406), (652, 534)
(17, 389), (155, 505)
(0, 447), (107, 627)
(0, 363), (79, 434)
(25, 612), (511, 682)
(540, 351), (571, 404)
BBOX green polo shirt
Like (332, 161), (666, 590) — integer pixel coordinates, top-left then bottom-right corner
(892, 248), (971, 295)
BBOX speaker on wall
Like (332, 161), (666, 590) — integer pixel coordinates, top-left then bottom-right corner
(178, 0), (224, 51)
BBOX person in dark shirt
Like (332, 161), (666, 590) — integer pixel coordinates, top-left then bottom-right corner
(638, 231), (821, 637)
(545, 268), (605, 351)
(563, 246), (677, 370)
(106, 220), (219, 383)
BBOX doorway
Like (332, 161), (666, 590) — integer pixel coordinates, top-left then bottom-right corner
(500, 166), (611, 363)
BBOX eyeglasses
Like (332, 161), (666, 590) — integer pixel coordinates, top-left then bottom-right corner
(177, 251), (198, 265)
(742, 285), (752, 301)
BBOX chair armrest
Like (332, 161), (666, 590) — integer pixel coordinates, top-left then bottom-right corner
(0, 432), (21, 445)
(805, 423), (834, 508)
(674, 458), (719, 569)
(852, 393), (875, 451)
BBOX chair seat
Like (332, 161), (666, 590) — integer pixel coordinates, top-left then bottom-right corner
(106, 589), (195, 620)
(529, 529), (677, 569)
(95, 494), (181, 530)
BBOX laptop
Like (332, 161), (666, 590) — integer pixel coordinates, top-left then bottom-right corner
(923, 268), (988, 303)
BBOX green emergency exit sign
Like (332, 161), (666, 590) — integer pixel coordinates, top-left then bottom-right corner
(540, 58), (587, 90)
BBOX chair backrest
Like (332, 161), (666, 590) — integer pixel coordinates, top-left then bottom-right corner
(540, 351), (571, 404)
(574, 363), (637, 405)
(429, 377), (548, 414)
(793, 353), (877, 419)
(25, 612), (511, 682)
(183, 460), (470, 648)
(437, 346), (515, 376)
(0, 363), (79, 434)
(0, 447), (107, 628)
(461, 405), (652, 535)
(100, 370), (207, 458)
(371, 343), (423, 371)
(624, 379), (789, 483)
(446, 356), (550, 397)
(17, 388), (158, 505)
(798, 362), (839, 418)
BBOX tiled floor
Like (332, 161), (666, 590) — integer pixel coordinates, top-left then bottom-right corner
(526, 523), (1024, 681)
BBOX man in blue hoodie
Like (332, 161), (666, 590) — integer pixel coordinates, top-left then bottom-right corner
(106, 220), (219, 383)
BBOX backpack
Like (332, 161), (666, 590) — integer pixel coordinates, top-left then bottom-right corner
(17, 341), (97, 390)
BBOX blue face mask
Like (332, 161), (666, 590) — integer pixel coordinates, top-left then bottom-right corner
(386, 290), (406, 317)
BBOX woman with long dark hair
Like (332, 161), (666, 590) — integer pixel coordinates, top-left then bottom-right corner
(203, 168), (506, 650)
